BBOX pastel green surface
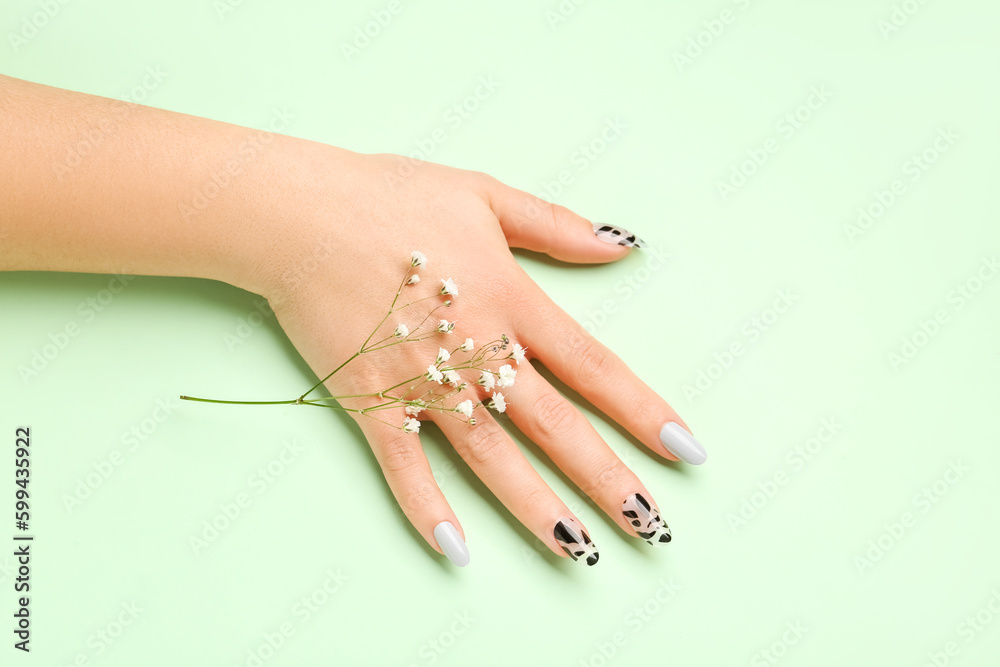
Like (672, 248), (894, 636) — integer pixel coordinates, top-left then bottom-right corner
(1, 1), (998, 665)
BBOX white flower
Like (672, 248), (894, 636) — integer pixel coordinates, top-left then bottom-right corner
(497, 364), (517, 388)
(455, 400), (474, 418)
(410, 251), (427, 268)
(443, 370), (461, 386)
(440, 278), (458, 296)
(405, 403), (424, 416)
(402, 417), (420, 433)
(461, 338), (474, 352)
(426, 365), (444, 383)
(406, 274), (420, 285)
(511, 344), (526, 364)
(394, 323), (409, 338)
(437, 319), (455, 333)
(488, 392), (507, 413)
(478, 370), (495, 390)
(435, 347), (450, 364)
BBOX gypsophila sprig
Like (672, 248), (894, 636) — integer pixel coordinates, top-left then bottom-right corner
(179, 252), (518, 433)
(510, 344), (526, 364)
(489, 392), (507, 413)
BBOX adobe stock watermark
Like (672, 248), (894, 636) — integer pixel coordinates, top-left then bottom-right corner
(716, 85), (833, 202)
(580, 247), (671, 335)
(750, 620), (808, 667)
(853, 459), (968, 575)
(234, 567), (350, 667)
(227, 231), (341, 350)
(682, 288), (798, 401)
(8, 0), (73, 53)
(404, 610), (477, 667)
(576, 579), (681, 667)
(672, 0), (759, 73)
(59, 601), (143, 664)
(877, 0), (932, 40)
(726, 416), (845, 534)
(544, 0), (590, 30)
(213, 0), (254, 21)
(53, 66), (169, 181)
(17, 271), (136, 385)
(178, 107), (295, 222)
(383, 75), (501, 190)
(340, 0), (414, 62)
(61, 397), (180, 513)
(533, 117), (627, 204)
(887, 255), (997, 371)
(189, 439), (307, 555)
(843, 126), (958, 243)
(919, 588), (1000, 667)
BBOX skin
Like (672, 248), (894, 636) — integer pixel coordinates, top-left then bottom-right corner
(0, 74), (697, 563)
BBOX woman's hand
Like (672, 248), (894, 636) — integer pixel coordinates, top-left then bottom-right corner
(0, 74), (705, 567)
(249, 145), (707, 567)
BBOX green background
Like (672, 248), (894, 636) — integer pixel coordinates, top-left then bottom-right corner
(2, 1), (999, 665)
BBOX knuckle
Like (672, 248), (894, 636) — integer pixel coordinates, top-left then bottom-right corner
(531, 392), (579, 440)
(565, 329), (616, 385)
(403, 482), (436, 513)
(460, 420), (509, 465)
(586, 459), (626, 496)
(519, 486), (551, 514)
(380, 437), (420, 474)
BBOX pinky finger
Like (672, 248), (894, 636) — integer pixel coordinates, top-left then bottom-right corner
(354, 412), (471, 567)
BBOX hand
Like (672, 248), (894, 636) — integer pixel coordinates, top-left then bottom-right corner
(0, 76), (704, 566)
(244, 146), (708, 567)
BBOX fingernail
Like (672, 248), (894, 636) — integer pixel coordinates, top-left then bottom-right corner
(553, 517), (599, 566)
(593, 223), (646, 248)
(622, 493), (672, 547)
(433, 521), (470, 567)
(659, 422), (707, 465)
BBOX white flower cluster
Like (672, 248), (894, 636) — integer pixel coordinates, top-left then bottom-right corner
(391, 251), (523, 430)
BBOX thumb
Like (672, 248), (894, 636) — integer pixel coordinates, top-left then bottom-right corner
(481, 176), (646, 263)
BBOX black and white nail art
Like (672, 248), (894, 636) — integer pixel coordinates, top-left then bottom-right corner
(593, 223), (646, 248)
(553, 518), (599, 566)
(622, 493), (672, 547)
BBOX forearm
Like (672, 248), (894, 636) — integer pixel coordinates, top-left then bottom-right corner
(0, 74), (347, 295)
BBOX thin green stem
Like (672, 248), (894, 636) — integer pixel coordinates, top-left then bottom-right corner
(179, 396), (298, 406)
(299, 351), (361, 400)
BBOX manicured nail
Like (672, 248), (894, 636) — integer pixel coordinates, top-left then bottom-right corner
(553, 517), (599, 566)
(433, 521), (470, 567)
(593, 223), (646, 248)
(622, 493), (672, 547)
(659, 422), (707, 465)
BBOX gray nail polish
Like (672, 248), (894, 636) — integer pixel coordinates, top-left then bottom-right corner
(434, 521), (470, 567)
(593, 223), (646, 248)
(622, 493), (672, 547)
(659, 422), (707, 465)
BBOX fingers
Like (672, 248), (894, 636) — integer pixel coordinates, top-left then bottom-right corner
(353, 409), (470, 567)
(515, 302), (708, 466)
(505, 369), (673, 546)
(479, 175), (646, 263)
(430, 400), (601, 566)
